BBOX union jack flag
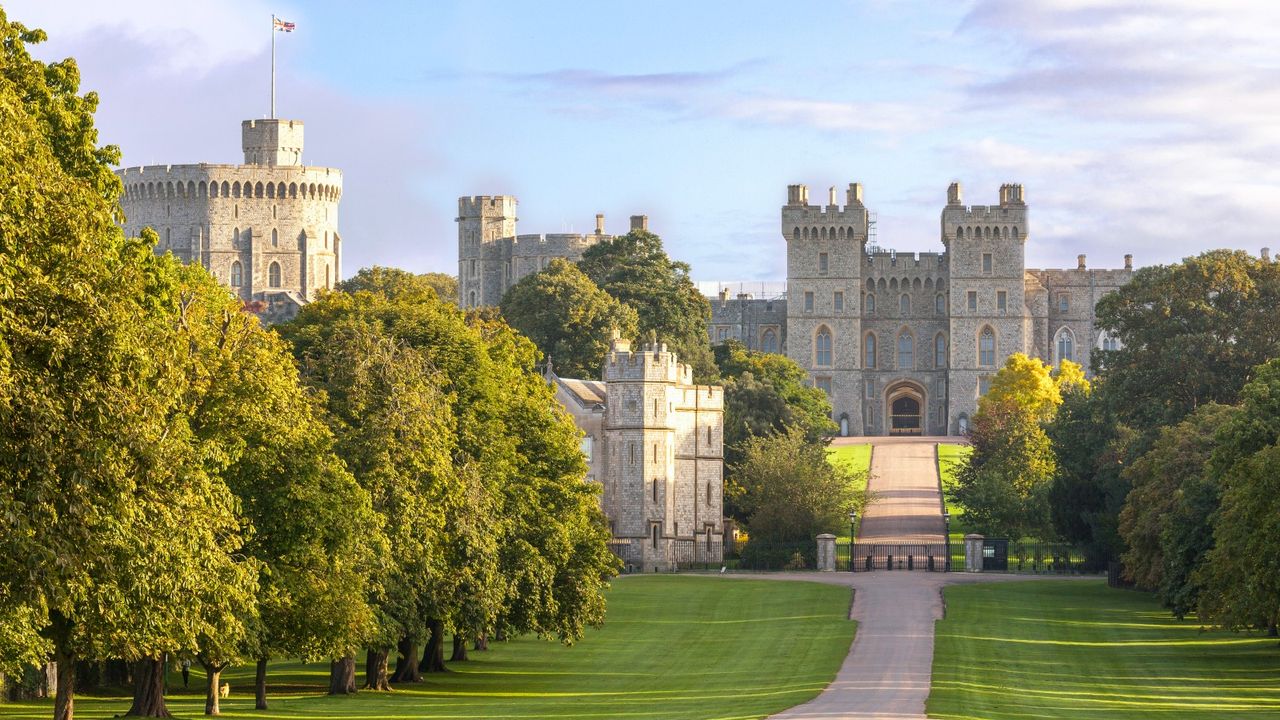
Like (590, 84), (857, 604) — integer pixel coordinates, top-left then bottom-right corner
(274, 17), (295, 32)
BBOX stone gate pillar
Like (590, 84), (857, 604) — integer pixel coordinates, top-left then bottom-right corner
(964, 534), (985, 573)
(816, 534), (837, 572)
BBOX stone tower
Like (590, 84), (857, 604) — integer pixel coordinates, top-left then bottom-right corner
(941, 182), (1030, 431)
(783, 183), (869, 436)
(601, 337), (723, 571)
(117, 118), (342, 322)
(456, 195), (518, 308)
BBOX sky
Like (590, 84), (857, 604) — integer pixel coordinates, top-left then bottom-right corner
(9, 1), (1280, 283)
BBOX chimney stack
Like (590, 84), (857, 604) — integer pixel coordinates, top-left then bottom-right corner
(1077, 254), (1087, 270)
(630, 215), (648, 232)
(595, 213), (605, 235)
(828, 186), (838, 206)
(1124, 254), (1133, 270)
(847, 182), (863, 206)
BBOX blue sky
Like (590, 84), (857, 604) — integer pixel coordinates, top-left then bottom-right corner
(11, 1), (1280, 282)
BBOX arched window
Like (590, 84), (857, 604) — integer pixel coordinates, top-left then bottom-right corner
(268, 261), (282, 288)
(1099, 331), (1121, 352)
(958, 413), (970, 434)
(271, 228), (279, 247)
(324, 231), (330, 249)
(935, 334), (947, 368)
(814, 327), (833, 367)
(865, 293), (876, 313)
(651, 524), (659, 548)
(979, 327), (996, 367)
(761, 328), (778, 354)
(897, 332), (913, 369)
(935, 293), (946, 314)
(863, 333), (877, 368)
(468, 290), (476, 307)
(1055, 327), (1075, 365)
(900, 294), (910, 315)
(325, 264), (331, 289)
(229, 261), (243, 287)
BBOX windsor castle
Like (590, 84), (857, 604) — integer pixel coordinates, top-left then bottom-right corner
(458, 182), (1136, 438)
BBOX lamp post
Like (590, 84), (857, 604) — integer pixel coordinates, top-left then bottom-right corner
(943, 511), (952, 572)
(848, 510), (858, 572)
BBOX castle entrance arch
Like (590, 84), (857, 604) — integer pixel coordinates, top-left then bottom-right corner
(885, 381), (925, 436)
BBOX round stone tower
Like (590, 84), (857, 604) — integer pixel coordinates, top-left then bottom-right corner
(116, 118), (343, 322)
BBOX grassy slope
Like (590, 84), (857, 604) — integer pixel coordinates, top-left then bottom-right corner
(4, 577), (856, 720)
(929, 580), (1280, 720)
(936, 443), (971, 544)
(828, 444), (873, 545)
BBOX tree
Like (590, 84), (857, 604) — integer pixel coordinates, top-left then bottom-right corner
(578, 230), (716, 381)
(338, 266), (455, 305)
(732, 426), (867, 549)
(422, 272), (459, 304)
(500, 259), (639, 379)
(1094, 250), (1280, 431)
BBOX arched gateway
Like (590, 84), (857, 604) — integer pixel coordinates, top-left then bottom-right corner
(885, 381), (925, 436)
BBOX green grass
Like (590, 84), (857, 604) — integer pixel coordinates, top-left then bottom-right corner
(3, 576), (856, 720)
(829, 444), (873, 543)
(937, 443), (971, 544)
(929, 580), (1280, 719)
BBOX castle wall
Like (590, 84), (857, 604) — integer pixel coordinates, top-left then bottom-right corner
(709, 295), (788, 352)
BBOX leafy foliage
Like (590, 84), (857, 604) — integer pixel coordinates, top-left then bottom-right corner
(500, 259), (639, 379)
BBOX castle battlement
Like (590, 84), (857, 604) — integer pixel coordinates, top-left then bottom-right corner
(604, 341), (693, 385)
(865, 251), (947, 272)
(458, 195), (517, 217)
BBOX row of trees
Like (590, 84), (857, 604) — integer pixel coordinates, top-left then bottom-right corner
(955, 249), (1280, 630)
(0, 15), (617, 719)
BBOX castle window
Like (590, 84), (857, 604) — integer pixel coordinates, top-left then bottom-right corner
(818, 252), (829, 274)
(268, 262), (282, 288)
(629, 443), (636, 465)
(814, 327), (833, 367)
(804, 292), (814, 312)
(834, 291), (844, 312)
(983, 253), (993, 274)
(654, 442), (659, 463)
(761, 328), (778, 354)
(468, 290), (476, 307)
(1058, 294), (1070, 313)
(233, 227), (240, 248)
(469, 259), (477, 277)
(967, 291), (977, 312)
(1012, 226), (1020, 240)
(979, 376), (992, 396)
(865, 293), (876, 313)
(706, 483), (712, 506)
(717, 326), (728, 342)
(997, 291), (1007, 312)
(897, 332), (913, 370)
(652, 523), (659, 548)
(863, 333), (877, 368)
(935, 334), (947, 368)
(1055, 327), (1075, 365)
(326, 264), (331, 289)
(1100, 332), (1121, 352)
(706, 426), (712, 446)
(935, 293), (945, 314)
(815, 376), (832, 397)
(229, 261), (243, 287)
(792, 227), (799, 241)
(899, 294), (910, 315)
(936, 376), (946, 398)
(979, 327), (996, 367)
(271, 228), (279, 247)
(864, 378), (875, 400)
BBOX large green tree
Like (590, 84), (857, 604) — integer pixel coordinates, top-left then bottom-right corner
(578, 230), (715, 380)
(500, 258), (639, 379)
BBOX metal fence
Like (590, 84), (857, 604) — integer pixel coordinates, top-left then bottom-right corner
(851, 543), (950, 572)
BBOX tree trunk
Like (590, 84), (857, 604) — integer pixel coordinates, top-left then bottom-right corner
(126, 657), (172, 718)
(254, 658), (269, 710)
(53, 650), (75, 720)
(328, 655), (356, 695)
(389, 638), (420, 684)
(200, 659), (226, 716)
(450, 635), (469, 662)
(363, 649), (391, 691)
(474, 634), (489, 652)
(420, 619), (448, 673)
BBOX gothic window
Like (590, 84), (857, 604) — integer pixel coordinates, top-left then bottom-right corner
(792, 227), (799, 241)
(761, 328), (778, 354)
(814, 327), (833, 367)
(900, 294), (910, 315)
(935, 333), (947, 368)
(1099, 331), (1121, 352)
(468, 290), (476, 306)
(979, 327), (996, 367)
(935, 293), (946, 314)
(865, 293), (876, 313)
(232, 227), (240, 249)
(229, 261), (243, 287)
(834, 291), (844, 312)
(897, 332), (913, 370)
(1055, 327), (1075, 365)
(268, 261), (282, 288)
(271, 228), (279, 247)
(863, 333), (877, 368)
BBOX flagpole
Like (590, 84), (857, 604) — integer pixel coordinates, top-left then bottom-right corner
(270, 14), (276, 119)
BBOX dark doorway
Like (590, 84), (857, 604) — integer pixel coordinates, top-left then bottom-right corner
(890, 396), (922, 435)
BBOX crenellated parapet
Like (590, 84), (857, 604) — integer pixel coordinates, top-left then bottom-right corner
(941, 182), (1027, 247)
(782, 183), (870, 243)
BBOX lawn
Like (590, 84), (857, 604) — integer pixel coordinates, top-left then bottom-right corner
(827, 443), (873, 494)
(937, 443), (971, 544)
(929, 580), (1280, 719)
(3, 576), (856, 720)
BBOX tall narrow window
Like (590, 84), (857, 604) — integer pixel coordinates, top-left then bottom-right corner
(1056, 328), (1074, 364)
(866, 293), (876, 313)
(804, 291), (814, 312)
(935, 334), (946, 368)
(761, 328), (778, 353)
(982, 253), (993, 274)
(815, 377), (832, 396)
(652, 524), (659, 548)
(815, 327), (832, 367)
(653, 478), (658, 502)
(268, 262), (282, 288)
(864, 378), (875, 399)
(834, 291), (844, 312)
(629, 443), (636, 465)
(979, 376), (992, 396)
(967, 291), (977, 312)
(997, 291), (1007, 312)
(900, 294), (910, 315)
(935, 293), (945, 314)
(653, 442), (659, 463)
(979, 327), (996, 366)
(864, 333), (877, 368)
(818, 252), (829, 273)
(897, 332), (913, 370)
(1058, 294), (1070, 313)
(271, 228), (279, 247)
(706, 483), (712, 506)
(229, 261), (243, 287)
